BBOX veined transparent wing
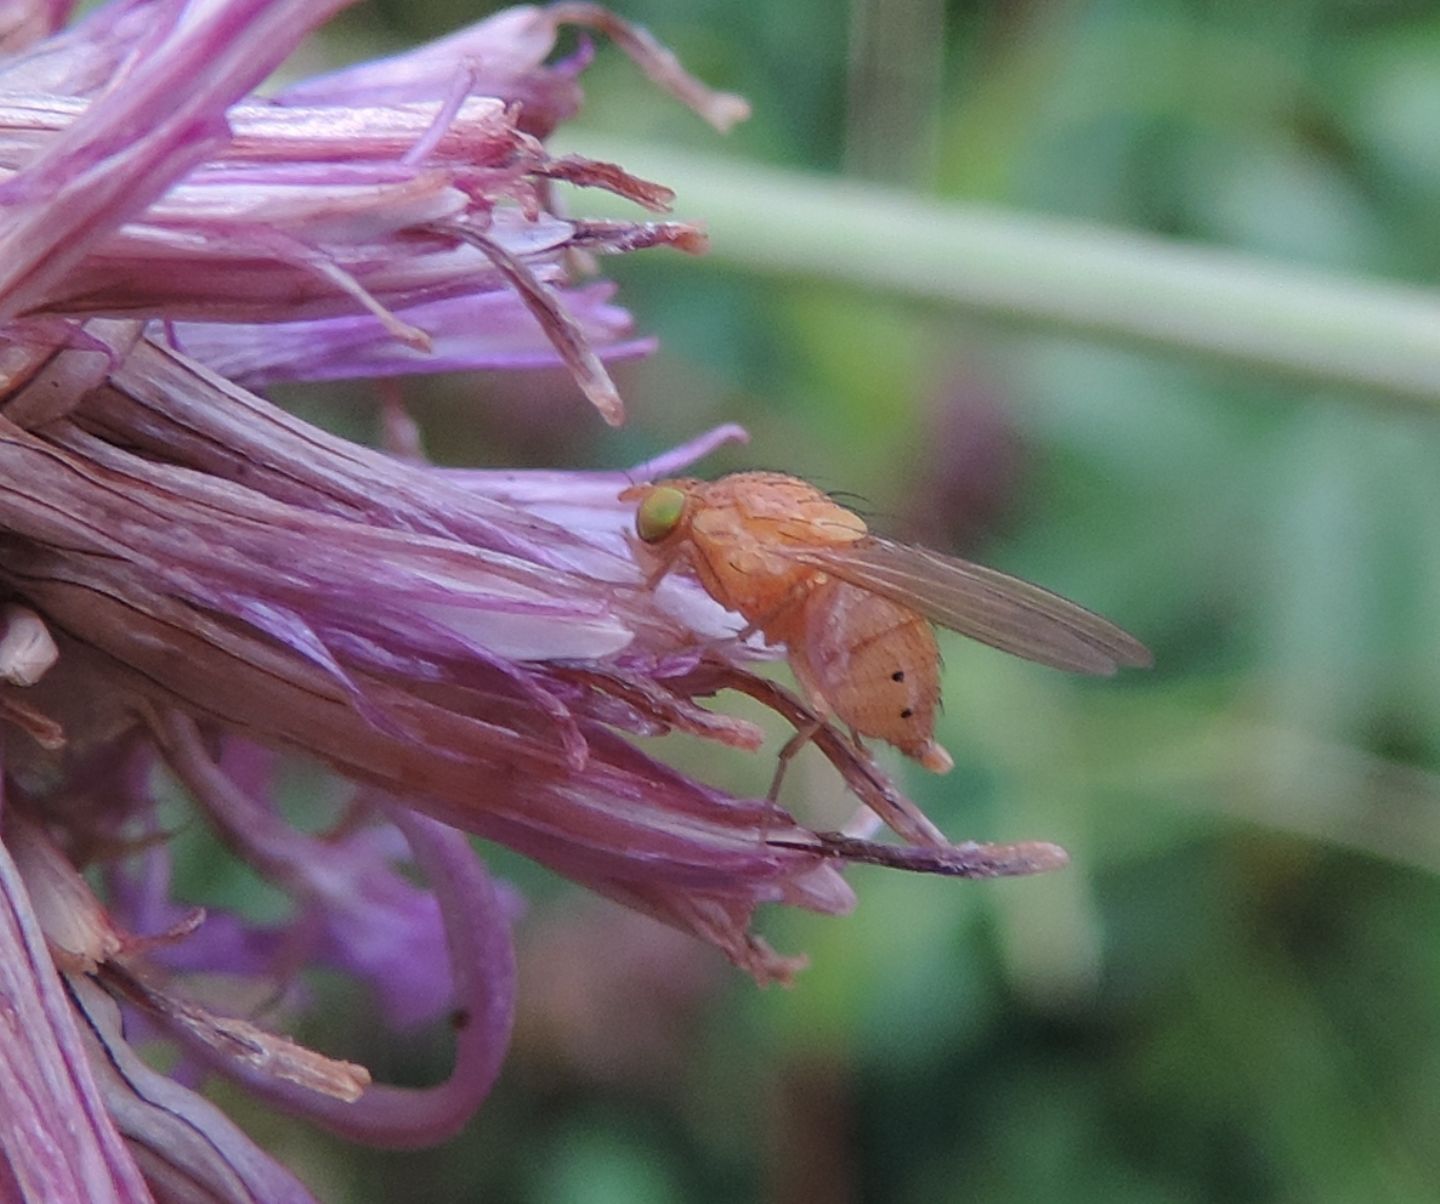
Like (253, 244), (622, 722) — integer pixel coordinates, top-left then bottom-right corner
(785, 538), (1152, 675)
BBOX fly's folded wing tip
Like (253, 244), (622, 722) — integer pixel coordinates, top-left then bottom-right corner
(1081, 632), (1152, 676)
(990, 618), (1152, 677)
(1113, 633), (1154, 671)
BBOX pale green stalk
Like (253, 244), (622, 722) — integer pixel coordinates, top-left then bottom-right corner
(562, 136), (1440, 408)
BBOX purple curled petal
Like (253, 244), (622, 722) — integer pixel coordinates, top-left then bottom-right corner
(153, 726), (452, 1026)
(148, 807), (516, 1148)
(312, 869), (455, 1031)
(627, 423), (752, 480)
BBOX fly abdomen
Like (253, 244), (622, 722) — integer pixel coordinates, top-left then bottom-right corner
(791, 582), (948, 767)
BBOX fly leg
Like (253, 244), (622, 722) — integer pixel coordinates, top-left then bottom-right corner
(767, 718), (822, 802)
(765, 631), (834, 802)
(644, 560), (673, 590)
(625, 531), (686, 591)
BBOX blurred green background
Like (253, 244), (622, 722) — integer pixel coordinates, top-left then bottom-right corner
(254, 0), (1440, 1199)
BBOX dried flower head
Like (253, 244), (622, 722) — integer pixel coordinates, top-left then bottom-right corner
(0, 0), (1065, 1197)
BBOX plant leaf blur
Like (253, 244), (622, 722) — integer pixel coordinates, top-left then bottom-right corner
(258, 1), (1440, 1199)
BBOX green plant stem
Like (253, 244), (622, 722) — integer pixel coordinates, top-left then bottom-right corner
(561, 135), (1440, 407)
(1115, 712), (1440, 875)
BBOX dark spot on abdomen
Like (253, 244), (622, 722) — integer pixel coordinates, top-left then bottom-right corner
(891, 670), (905, 682)
(900, 708), (914, 719)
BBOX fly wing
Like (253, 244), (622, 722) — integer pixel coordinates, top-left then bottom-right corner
(785, 538), (1151, 675)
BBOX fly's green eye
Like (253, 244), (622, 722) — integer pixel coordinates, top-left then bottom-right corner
(635, 486), (686, 543)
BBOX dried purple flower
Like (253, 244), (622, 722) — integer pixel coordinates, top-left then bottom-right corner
(0, 0), (1064, 1197)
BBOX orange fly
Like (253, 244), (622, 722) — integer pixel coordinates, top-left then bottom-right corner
(621, 472), (1150, 775)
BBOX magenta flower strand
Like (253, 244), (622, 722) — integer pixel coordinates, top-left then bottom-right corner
(0, 1), (1068, 1197)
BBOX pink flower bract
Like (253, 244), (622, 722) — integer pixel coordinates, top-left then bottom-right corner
(0, 2), (1064, 1198)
